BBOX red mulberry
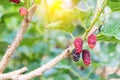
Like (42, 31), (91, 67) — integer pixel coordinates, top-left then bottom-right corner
(74, 38), (83, 54)
(9, 0), (20, 3)
(19, 7), (28, 16)
(82, 49), (91, 66)
(88, 33), (97, 49)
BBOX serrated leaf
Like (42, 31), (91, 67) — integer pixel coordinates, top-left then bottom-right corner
(97, 22), (120, 42)
(108, 0), (120, 11)
(45, 21), (74, 33)
(97, 33), (120, 42)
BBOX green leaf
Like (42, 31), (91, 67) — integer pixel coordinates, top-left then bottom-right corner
(20, 37), (42, 46)
(60, 10), (77, 22)
(53, 9), (88, 22)
(27, 62), (40, 71)
(72, 25), (85, 36)
(97, 22), (120, 42)
(45, 21), (74, 33)
(0, 1), (8, 5)
(51, 9), (76, 22)
(0, 21), (6, 33)
(1, 12), (19, 21)
(73, 8), (89, 21)
(0, 41), (9, 55)
(97, 33), (120, 42)
(108, 0), (120, 11)
(108, 74), (120, 79)
(110, 0), (120, 2)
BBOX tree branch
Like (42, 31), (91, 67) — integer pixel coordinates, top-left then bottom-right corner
(17, 46), (74, 80)
(0, 45), (74, 80)
(0, 4), (38, 73)
(0, 67), (28, 80)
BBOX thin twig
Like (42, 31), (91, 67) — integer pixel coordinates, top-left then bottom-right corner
(82, 0), (108, 41)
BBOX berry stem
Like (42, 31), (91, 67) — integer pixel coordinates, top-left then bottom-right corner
(82, 0), (108, 41)
(81, 21), (87, 31)
(70, 33), (75, 40)
(26, 0), (28, 9)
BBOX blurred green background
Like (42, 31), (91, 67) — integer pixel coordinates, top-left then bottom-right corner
(1, 0), (120, 80)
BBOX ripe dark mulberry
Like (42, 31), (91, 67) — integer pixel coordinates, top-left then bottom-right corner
(72, 49), (80, 58)
(82, 49), (91, 66)
(72, 53), (79, 62)
(88, 33), (97, 49)
(74, 38), (83, 54)
(72, 49), (80, 62)
(9, 0), (20, 3)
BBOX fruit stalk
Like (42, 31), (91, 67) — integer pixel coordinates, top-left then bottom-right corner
(82, 0), (108, 41)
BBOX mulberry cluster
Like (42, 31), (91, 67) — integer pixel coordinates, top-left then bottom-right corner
(72, 34), (97, 66)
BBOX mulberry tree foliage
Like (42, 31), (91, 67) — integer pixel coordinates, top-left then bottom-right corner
(1, 0), (120, 80)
